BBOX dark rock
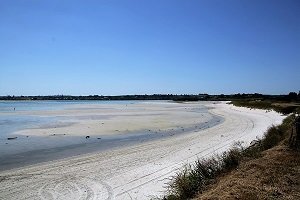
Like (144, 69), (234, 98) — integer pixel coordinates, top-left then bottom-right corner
(7, 137), (17, 140)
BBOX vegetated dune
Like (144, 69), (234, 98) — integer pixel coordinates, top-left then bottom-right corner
(196, 144), (300, 200)
(0, 102), (284, 200)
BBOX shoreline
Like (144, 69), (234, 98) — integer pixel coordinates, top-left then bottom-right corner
(0, 101), (220, 169)
(0, 112), (223, 171)
(0, 102), (285, 200)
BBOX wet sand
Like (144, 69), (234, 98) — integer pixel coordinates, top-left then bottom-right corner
(0, 101), (284, 200)
(0, 101), (221, 169)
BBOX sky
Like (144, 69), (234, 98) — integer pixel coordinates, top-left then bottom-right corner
(0, 0), (299, 96)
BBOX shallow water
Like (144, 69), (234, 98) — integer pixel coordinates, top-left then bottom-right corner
(0, 100), (224, 171)
(0, 100), (137, 112)
(0, 100), (142, 136)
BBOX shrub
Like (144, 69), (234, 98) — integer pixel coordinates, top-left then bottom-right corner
(221, 148), (242, 170)
(167, 166), (195, 199)
(166, 148), (243, 199)
(243, 144), (262, 158)
(261, 126), (283, 149)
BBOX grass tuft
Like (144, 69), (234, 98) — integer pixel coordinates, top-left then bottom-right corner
(165, 146), (243, 200)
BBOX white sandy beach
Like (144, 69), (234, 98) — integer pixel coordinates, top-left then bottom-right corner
(0, 101), (285, 200)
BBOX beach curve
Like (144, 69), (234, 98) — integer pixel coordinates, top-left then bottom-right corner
(0, 102), (285, 200)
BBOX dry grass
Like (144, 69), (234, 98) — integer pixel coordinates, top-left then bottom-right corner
(197, 145), (300, 200)
(163, 115), (298, 200)
(165, 146), (243, 200)
(231, 100), (300, 115)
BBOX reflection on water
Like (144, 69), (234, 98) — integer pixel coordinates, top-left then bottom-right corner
(0, 100), (141, 136)
(0, 115), (55, 137)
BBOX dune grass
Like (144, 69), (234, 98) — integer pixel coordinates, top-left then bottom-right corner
(163, 114), (296, 200)
(196, 144), (300, 200)
(230, 100), (300, 115)
(165, 147), (243, 200)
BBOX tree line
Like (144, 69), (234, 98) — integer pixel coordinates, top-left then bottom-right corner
(0, 92), (299, 102)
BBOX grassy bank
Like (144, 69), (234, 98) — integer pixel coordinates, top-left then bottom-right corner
(230, 100), (300, 115)
(196, 143), (300, 199)
(163, 113), (299, 200)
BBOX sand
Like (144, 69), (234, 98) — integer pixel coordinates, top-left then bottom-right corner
(0, 101), (285, 200)
(0, 101), (220, 159)
(12, 101), (214, 137)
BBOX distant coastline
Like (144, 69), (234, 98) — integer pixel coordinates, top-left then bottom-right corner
(0, 92), (299, 102)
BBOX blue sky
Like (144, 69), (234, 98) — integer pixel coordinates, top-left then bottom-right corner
(0, 0), (299, 95)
